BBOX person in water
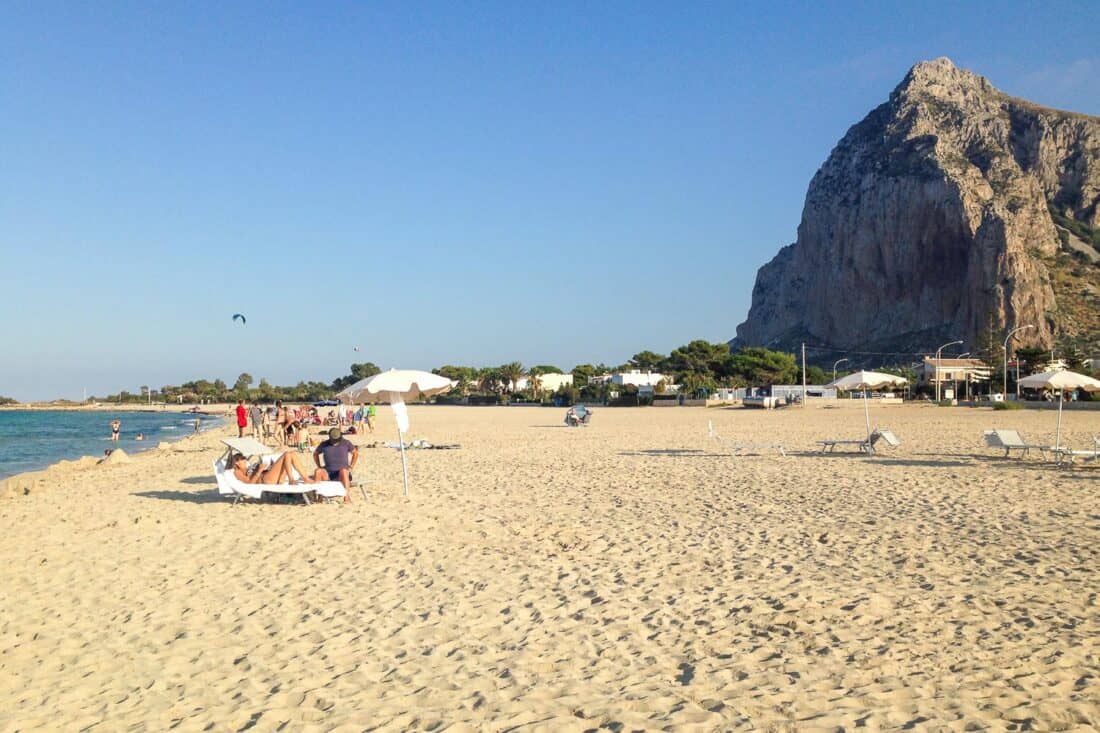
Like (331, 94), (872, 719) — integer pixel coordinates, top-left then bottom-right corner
(231, 451), (317, 485)
(110, 419), (121, 442)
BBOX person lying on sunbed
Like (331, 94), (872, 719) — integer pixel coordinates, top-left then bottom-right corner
(231, 451), (318, 485)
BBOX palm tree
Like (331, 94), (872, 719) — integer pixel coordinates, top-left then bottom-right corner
(478, 367), (502, 395)
(527, 372), (543, 400)
(498, 362), (525, 395)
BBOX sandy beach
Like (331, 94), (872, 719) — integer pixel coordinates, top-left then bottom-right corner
(0, 405), (1097, 731)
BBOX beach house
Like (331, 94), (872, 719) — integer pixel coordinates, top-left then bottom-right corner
(920, 357), (991, 398)
(608, 370), (672, 394)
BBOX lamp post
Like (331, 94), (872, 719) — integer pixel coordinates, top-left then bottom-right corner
(1002, 325), (1035, 400)
(832, 358), (849, 382)
(956, 352), (970, 401)
(934, 340), (963, 402)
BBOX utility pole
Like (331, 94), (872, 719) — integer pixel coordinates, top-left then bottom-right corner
(1003, 325), (1035, 400)
(801, 343), (807, 408)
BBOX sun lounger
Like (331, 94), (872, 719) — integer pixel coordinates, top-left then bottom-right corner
(707, 420), (786, 456)
(219, 437), (274, 464)
(1052, 436), (1100, 466)
(981, 429), (1052, 459)
(213, 459), (347, 506)
(819, 429), (899, 456)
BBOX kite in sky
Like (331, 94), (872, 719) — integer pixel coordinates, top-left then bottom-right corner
(232, 313), (246, 325)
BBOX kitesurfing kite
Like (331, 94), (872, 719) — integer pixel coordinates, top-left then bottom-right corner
(232, 313), (246, 325)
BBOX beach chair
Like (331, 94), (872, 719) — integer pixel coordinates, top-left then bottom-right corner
(819, 429), (899, 456)
(565, 405), (592, 427)
(707, 420), (786, 456)
(1052, 436), (1100, 466)
(981, 429), (1051, 459)
(214, 459), (348, 505)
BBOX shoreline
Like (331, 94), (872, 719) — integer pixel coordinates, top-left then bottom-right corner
(0, 403), (230, 413)
(0, 414), (227, 491)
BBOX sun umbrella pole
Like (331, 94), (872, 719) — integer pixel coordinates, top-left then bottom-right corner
(389, 391), (411, 498)
(398, 429), (410, 498)
(1055, 391), (1064, 451)
(864, 388), (872, 449)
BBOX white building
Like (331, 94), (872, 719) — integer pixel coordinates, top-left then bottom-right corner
(609, 370), (670, 388)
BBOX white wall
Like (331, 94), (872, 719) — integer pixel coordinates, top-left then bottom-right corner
(609, 370), (668, 388)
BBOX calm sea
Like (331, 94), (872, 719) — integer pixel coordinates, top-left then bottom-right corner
(0, 410), (222, 480)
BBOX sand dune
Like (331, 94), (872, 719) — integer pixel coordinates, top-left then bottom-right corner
(0, 405), (1097, 730)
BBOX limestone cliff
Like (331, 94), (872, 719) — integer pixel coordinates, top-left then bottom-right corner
(733, 58), (1100, 356)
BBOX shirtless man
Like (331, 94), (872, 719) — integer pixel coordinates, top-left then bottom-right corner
(275, 401), (288, 445)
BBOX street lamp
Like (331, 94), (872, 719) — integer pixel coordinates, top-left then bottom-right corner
(956, 352), (970, 401)
(935, 340), (963, 402)
(1003, 325), (1035, 400)
(832, 358), (849, 382)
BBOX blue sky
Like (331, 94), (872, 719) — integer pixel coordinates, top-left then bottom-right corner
(2, 1), (1098, 400)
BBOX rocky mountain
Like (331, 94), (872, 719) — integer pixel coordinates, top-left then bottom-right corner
(733, 58), (1100, 359)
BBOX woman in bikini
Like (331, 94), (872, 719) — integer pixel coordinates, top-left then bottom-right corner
(230, 451), (318, 485)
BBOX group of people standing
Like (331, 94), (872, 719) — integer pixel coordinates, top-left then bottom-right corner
(234, 400), (376, 447)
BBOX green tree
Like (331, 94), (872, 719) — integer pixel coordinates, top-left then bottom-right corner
(331, 362), (381, 391)
(528, 364), (563, 376)
(1015, 347), (1049, 377)
(729, 347), (798, 386)
(233, 373), (253, 396)
(571, 364), (599, 386)
(805, 364), (827, 385)
(976, 312), (1005, 391)
(478, 367), (504, 395)
(257, 378), (277, 401)
(630, 350), (666, 371)
(498, 362), (526, 394)
(434, 365), (479, 395)
(665, 340), (734, 383)
(1061, 343), (1085, 371)
(526, 371), (543, 400)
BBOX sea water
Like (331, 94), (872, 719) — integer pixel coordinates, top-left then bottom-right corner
(0, 410), (222, 480)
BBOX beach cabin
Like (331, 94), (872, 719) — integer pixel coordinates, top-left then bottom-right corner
(920, 357), (991, 399)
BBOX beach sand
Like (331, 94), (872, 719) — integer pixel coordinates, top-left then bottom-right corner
(0, 405), (1097, 731)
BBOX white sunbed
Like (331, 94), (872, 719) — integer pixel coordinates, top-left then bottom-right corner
(1052, 436), (1100, 466)
(707, 420), (786, 456)
(981, 429), (1052, 459)
(819, 429), (900, 456)
(213, 457), (347, 506)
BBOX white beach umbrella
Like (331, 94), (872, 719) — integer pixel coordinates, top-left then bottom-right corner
(827, 370), (909, 444)
(335, 369), (456, 497)
(1016, 369), (1100, 450)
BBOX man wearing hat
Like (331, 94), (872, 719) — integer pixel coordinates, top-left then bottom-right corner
(313, 427), (359, 503)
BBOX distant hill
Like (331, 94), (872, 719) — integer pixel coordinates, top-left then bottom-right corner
(733, 57), (1099, 358)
